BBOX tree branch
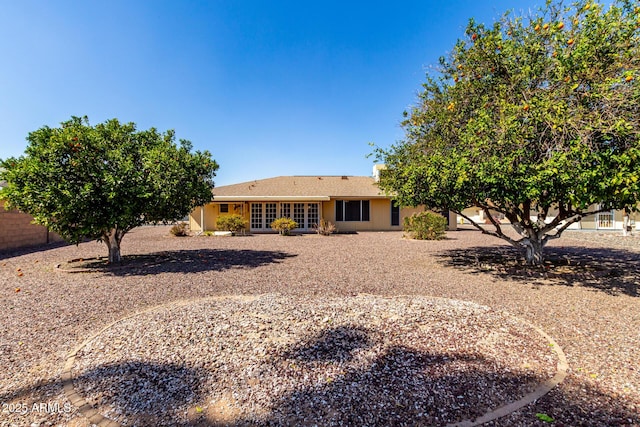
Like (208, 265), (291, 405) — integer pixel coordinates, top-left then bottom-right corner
(477, 206), (521, 248)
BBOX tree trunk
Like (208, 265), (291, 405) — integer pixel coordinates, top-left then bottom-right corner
(623, 212), (631, 237)
(522, 237), (545, 266)
(103, 228), (124, 263)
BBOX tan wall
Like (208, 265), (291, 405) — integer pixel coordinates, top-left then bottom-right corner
(321, 200), (336, 224)
(459, 204), (637, 230)
(189, 203), (249, 232)
(580, 213), (597, 230)
(190, 199), (456, 233)
(0, 200), (64, 251)
(399, 206), (457, 231)
(329, 198), (400, 232)
(325, 199), (455, 232)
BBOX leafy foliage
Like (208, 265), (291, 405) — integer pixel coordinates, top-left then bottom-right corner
(536, 413), (555, 423)
(403, 212), (447, 240)
(314, 219), (337, 236)
(375, 1), (640, 264)
(0, 116), (218, 262)
(215, 214), (247, 233)
(271, 217), (298, 235)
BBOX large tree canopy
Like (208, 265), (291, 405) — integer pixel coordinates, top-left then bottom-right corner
(0, 116), (218, 262)
(375, 0), (640, 265)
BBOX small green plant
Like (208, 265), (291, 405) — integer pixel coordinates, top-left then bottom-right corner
(271, 217), (298, 235)
(314, 219), (337, 236)
(535, 413), (554, 423)
(170, 222), (189, 237)
(216, 214), (247, 233)
(203, 231), (215, 236)
(403, 211), (447, 240)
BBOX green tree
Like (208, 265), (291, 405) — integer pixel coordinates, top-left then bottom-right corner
(375, 0), (640, 265)
(0, 116), (218, 263)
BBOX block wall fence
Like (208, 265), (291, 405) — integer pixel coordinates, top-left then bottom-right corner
(0, 200), (64, 252)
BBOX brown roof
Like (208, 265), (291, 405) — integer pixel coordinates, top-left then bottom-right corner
(212, 176), (387, 201)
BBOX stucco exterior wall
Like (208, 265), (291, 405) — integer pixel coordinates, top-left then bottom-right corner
(189, 203), (224, 232)
(330, 198), (397, 232)
(190, 200), (456, 233)
(0, 200), (63, 251)
(458, 205), (638, 231)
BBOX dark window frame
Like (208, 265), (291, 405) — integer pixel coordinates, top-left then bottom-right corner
(391, 202), (400, 226)
(335, 200), (370, 222)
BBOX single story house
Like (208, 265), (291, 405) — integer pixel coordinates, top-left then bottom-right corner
(189, 167), (457, 234)
(460, 206), (636, 231)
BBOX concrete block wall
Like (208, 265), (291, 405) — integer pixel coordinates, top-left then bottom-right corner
(0, 201), (64, 251)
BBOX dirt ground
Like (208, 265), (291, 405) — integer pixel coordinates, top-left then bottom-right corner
(0, 225), (638, 426)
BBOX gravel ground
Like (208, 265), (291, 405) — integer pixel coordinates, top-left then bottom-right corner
(0, 225), (639, 426)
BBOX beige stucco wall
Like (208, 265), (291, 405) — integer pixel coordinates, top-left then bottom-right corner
(458, 205), (637, 230)
(189, 199), (457, 233)
(329, 198), (400, 232)
(0, 200), (64, 251)
(189, 203), (249, 232)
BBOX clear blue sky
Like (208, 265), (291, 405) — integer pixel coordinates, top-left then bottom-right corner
(0, 0), (544, 186)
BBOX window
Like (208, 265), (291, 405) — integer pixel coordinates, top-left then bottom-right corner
(391, 203), (400, 226)
(220, 204), (229, 213)
(265, 203), (277, 227)
(294, 203), (305, 229)
(308, 203), (319, 228)
(596, 207), (615, 229)
(335, 200), (370, 221)
(280, 203), (291, 219)
(251, 203), (263, 229)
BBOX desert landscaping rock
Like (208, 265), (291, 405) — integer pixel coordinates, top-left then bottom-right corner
(1, 226), (639, 426)
(65, 294), (564, 426)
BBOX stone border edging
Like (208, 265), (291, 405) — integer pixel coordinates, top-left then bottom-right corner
(62, 295), (568, 427)
(447, 324), (569, 426)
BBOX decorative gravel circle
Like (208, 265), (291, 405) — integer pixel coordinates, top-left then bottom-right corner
(65, 294), (566, 426)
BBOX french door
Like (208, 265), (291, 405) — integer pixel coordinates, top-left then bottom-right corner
(250, 202), (319, 231)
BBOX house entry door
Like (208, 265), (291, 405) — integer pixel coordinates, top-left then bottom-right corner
(250, 202), (320, 231)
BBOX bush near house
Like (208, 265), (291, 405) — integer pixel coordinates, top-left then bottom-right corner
(403, 212), (447, 240)
(170, 222), (189, 237)
(216, 214), (247, 233)
(271, 217), (298, 236)
(314, 219), (337, 236)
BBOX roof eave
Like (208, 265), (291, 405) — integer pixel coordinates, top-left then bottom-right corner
(212, 196), (331, 202)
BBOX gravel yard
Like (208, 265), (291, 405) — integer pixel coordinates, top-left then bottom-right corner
(1, 225), (639, 426)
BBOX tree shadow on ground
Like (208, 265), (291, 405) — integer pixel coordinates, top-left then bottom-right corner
(436, 245), (640, 296)
(58, 248), (297, 277)
(208, 324), (639, 427)
(2, 325), (639, 426)
(281, 325), (373, 363)
(0, 240), (69, 260)
(264, 347), (541, 426)
(0, 361), (211, 427)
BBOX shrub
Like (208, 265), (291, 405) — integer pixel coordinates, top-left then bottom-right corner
(314, 219), (337, 236)
(403, 212), (447, 240)
(271, 217), (298, 235)
(170, 222), (189, 237)
(216, 214), (247, 233)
